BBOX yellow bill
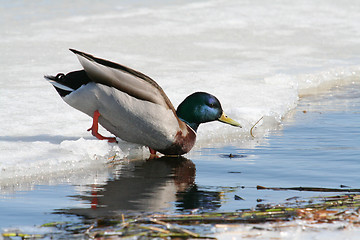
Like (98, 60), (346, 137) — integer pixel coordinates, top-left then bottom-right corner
(218, 112), (242, 128)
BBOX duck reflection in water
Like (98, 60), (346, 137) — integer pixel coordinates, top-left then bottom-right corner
(61, 156), (221, 218)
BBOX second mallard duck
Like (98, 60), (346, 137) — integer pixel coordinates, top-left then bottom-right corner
(45, 49), (241, 155)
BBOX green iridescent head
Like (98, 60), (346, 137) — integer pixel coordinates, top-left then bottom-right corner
(176, 92), (241, 131)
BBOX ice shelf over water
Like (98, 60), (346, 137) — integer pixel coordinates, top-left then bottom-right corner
(1, 0), (360, 185)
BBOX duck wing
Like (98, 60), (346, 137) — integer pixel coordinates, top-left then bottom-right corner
(69, 49), (176, 112)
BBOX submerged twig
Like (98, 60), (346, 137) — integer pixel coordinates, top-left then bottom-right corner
(250, 116), (264, 137)
(139, 225), (171, 234)
(2, 232), (44, 238)
(84, 222), (96, 239)
(122, 213), (125, 224)
(23, 193), (360, 239)
(150, 218), (200, 237)
(257, 185), (360, 192)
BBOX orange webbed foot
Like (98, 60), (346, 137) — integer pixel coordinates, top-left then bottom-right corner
(88, 110), (117, 143)
(148, 147), (159, 160)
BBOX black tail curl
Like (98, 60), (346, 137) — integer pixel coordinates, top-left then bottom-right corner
(45, 70), (91, 97)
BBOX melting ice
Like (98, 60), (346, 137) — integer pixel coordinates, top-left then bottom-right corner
(1, 0), (360, 185)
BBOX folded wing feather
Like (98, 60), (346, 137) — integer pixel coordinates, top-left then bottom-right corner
(70, 49), (176, 112)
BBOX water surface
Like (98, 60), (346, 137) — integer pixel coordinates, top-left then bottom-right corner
(1, 1), (360, 237)
(2, 84), (359, 231)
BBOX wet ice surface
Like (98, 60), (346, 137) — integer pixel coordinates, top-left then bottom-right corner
(1, 84), (359, 240)
(1, 0), (360, 238)
(2, 0), (360, 187)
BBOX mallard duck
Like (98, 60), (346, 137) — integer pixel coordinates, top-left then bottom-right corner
(45, 49), (241, 155)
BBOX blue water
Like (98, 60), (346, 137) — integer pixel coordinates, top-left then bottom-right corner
(0, 185), (79, 227)
(1, 84), (359, 230)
